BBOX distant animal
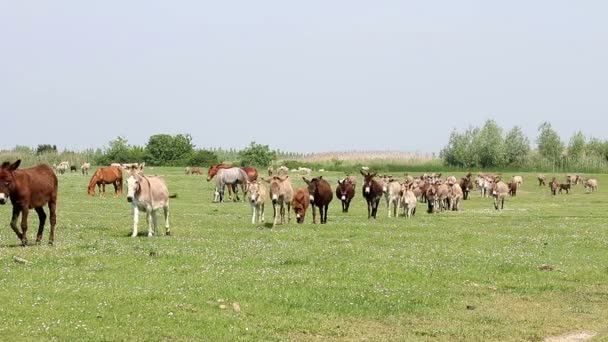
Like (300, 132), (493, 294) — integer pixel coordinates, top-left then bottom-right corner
(550, 177), (560, 196)
(70, 165), (77, 173)
(336, 178), (355, 213)
(436, 182), (450, 212)
(400, 183), (417, 219)
(508, 181), (518, 197)
(291, 188), (310, 224)
(386, 181), (402, 218)
(449, 183), (463, 211)
(248, 181), (266, 224)
(298, 167), (312, 176)
(126, 168), (174, 237)
(185, 167), (202, 175)
(538, 174), (546, 186)
(460, 176), (473, 200)
(213, 167), (249, 203)
(0, 160), (58, 246)
(584, 179), (598, 193)
(206, 163), (233, 181)
(262, 176), (294, 226)
(511, 176), (523, 188)
(360, 171), (383, 219)
(303, 176), (333, 224)
(492, 181), (509, 210)
(110, 163), (122, 168)
(425, 185), (439, 214)
(87, 166), (123, 197)
(81, 162), (91, 175)
(207, 164), (256, 201)
(566, 174), (581, 185)
(56, 161), (69, 174)
(267, 166), (274, 176)
(277, 166), (289, 176)
(558, 183), (570, 194)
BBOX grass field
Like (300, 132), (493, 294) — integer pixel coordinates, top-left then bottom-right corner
(0, 168), (607, 341)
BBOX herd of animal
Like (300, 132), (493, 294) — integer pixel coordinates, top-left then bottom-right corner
(0, 159), (601, 247)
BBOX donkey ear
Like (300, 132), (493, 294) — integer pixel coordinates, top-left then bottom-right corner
(302, 177), (310, 184)
(370, 172), (377, 178)
(10, 160), (21, 171)
(360, 170), (366, 177)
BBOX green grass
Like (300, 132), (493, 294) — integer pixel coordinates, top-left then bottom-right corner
(1, 168), (607, 341)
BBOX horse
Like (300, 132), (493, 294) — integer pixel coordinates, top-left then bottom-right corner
(81, 162), (91, 175)
(126, 168), (175, 237)
(213, 167), (249, 203)
(0, 160), (58, 246)
(87, 167), (123, 197)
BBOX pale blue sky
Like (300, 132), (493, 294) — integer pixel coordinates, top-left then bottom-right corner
(1, 1), (607, 153)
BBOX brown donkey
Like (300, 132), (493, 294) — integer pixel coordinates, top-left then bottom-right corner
(303, 176), (333, 224)
(0, 160), (58, 246)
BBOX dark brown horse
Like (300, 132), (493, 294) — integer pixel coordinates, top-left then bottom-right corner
(360, 171), (383, 219)
(87, 166), (123, 197)
(0, 160), (58, 246)
(303, 176), (333, 224)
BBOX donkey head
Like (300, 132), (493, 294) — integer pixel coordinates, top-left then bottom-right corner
(0, 160), (20, 205)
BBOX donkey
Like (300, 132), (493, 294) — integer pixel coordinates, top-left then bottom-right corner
(0, 160), (58, 246)
(262, 176), (293, 226)
(303, 176), (333, 224)
(336, 178), (355, 213)
(360, 170), (383, 219)
(248, 181), (266, 224)
(126, 168), (174, 237)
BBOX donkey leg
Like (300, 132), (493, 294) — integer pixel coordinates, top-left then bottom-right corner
(34, 207), (47, 244)
(251, 204), (257, 224)
(48, 198), (57, 245)
(148, 210), (156, 237)
(131, 206), (139, 237)
(163, 206), (170, 236)
(19, 208), (30, 246)
(10, 206), (23, 240)
(260, 203), (265, 223)
(286, 203), (291, 223)
(311, 205), (317, 224)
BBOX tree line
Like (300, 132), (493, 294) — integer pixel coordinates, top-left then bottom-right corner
(440, 120), (608, 171)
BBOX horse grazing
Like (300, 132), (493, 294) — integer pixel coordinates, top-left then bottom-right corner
(0, 160), (58, 246)
(303, 176), (333, 224)
(87, 167), (123, 197)
(126, 169), (175, 237)
(360, 171), (383, 219)
(213, 167), (248, 202)
(336, 178), (355, 213)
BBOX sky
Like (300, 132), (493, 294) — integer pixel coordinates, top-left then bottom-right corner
(1, 1), (607, 154)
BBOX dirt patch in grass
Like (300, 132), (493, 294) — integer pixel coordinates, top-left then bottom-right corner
(544, 331), (597, 342)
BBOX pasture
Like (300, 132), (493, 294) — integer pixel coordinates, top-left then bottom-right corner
(0, 168), (607, 341)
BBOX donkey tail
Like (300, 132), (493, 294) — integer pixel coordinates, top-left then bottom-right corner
(169, 193), (178, 198)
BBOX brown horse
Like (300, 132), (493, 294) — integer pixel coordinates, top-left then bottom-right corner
(87, 167), (123, 197)
(0, 160), (58, 246)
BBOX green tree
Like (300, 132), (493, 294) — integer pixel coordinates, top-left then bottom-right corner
(537, 122), (564, 163)
(586, 137), (608, 161)
(238, 142), (276, 167)
(567, 131), (586, 160)
(504, 126), (530, 166)
(36, 144), (57, 155)
(441, 127), (478, 168)
(145, 134), (194, 166)
(473, 119), (505, 168)
(189, 149), (219, 167)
